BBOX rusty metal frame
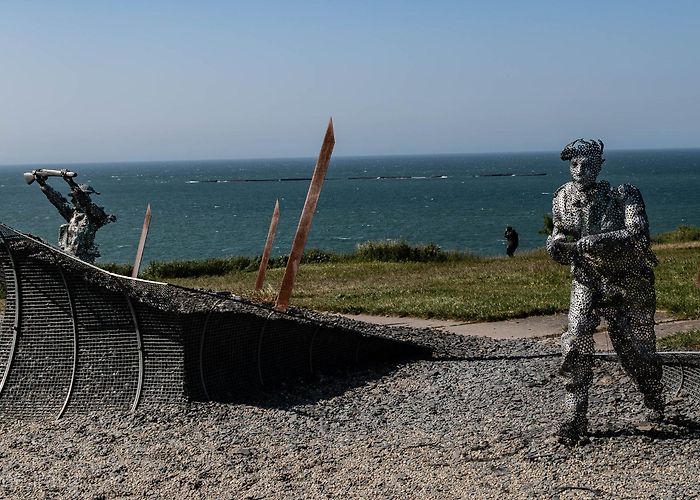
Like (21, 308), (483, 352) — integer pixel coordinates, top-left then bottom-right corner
(0, 232), (21, 399)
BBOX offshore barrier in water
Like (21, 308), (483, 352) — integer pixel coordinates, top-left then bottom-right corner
(0, 224), (430, 418)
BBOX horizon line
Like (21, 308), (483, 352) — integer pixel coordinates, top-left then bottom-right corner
(2, 145), (700, 169)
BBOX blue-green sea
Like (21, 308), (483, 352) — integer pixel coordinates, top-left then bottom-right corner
(1, 149), (698, 264)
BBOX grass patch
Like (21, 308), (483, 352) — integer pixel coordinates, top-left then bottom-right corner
(168, 248), (573, 322)
(658, 330), (700, 350)
(166, 244), (700, 323)
(653, 225), (700, 244)
(1, 237), (698, 323)
(111, 241), (474, 280)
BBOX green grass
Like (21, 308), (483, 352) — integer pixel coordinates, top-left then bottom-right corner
(653, 225), (700, 244)
(1, 240), (698, 325)
(165, 245), (700, 323)
(658, 330), (700, 350)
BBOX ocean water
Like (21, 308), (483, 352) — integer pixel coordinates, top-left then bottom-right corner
(0, 149), (698, 264)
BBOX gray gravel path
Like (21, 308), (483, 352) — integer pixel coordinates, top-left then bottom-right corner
(1, 316), (699, 499)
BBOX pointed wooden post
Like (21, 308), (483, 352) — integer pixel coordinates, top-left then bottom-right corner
(275, 118), (335, 312)
(255, 199), (281, 292)
(131, 203), (152, 278)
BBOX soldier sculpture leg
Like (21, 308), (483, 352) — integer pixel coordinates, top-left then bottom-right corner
(604, 304), (664, 419)
(558, 279), (599, 441)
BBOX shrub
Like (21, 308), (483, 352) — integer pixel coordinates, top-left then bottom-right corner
(354, 240), (447, 263)
(538, 213), (554, 236)
(301, 248), (336, 264)
(144, 256), (255, 279)
(97, 241), (481, 280)
(653, 225), (700, 244)
(99, 262), (134, 276)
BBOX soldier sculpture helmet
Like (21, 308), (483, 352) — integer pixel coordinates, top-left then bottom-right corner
(77, 184), (100, 195)
(560, 138), (605, 165)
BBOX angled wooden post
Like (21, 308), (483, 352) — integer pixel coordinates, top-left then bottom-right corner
(131, 203), (152, 278)
(275, 118), (335, 312)
(255, 199), (281, 292)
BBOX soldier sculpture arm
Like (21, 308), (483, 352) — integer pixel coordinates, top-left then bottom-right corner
(546, 188), (576, 265)
(63, 174), (116, 226)
(576, 184), (652, 255)
(35, 175), (74, 222)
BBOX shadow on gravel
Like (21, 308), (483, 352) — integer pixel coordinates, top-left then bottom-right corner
(200, 361), (413, 410)
(591, 415), (700, 441)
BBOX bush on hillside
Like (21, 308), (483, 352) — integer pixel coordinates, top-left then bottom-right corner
(354, 240), (447, 263)
(653, 225), (700, 244)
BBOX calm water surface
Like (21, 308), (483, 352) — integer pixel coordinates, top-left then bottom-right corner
(0, 149), (698, 264)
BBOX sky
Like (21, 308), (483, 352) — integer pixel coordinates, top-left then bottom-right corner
(1, 1), (699, 164)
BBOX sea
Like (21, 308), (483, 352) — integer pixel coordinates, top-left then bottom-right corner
(0, 149), (698, 265)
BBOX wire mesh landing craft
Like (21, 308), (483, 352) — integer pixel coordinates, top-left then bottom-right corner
(0, 224), (430, 418)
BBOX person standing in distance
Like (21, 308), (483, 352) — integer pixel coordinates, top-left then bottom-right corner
(504, 226), (519, 257)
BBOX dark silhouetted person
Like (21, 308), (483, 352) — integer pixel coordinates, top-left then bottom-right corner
(505, 226), (519, 257)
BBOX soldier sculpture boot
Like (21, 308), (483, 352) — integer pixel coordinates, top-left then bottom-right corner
(642, 385), (665, 422)
(557, 392), (589, 445)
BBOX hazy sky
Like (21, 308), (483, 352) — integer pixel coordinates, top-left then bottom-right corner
(2, 1), (699, 164)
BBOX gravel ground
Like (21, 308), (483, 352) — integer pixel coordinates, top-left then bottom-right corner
(1, 316), (699, 499)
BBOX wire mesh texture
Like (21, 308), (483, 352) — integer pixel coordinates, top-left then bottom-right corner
(595, 351), (700, 401)
(0, 224), (430, 418)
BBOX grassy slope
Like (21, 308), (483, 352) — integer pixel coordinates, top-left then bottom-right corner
(658, 330), (700, 350)
(168, 244), (700, 322)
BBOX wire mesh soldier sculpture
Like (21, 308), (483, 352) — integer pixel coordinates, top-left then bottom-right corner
(546, 139), (664, 445)
(27, 169), (116, 263)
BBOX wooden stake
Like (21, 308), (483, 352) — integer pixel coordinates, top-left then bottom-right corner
(131, 203), (152, 278)
(255, 199), (281, 292)
(275, 118), (335, 312)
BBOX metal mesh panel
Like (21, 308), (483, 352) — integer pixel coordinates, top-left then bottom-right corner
(0, 251), (73, 416)
(311, 324), (362, 373)
(659, 353), (700, 400)
(132, 302), (186, 405)
(0, 245), (17, 381)
(258, 316), (315, 386)
(357, 335), (420, 365)
(62, 272), (139, 413)
(192, 311), (264, 400)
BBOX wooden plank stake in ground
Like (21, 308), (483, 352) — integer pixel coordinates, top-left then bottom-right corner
(255, 199), (281, 292)
(275, 119), (335, 312)
(131, 203), (152, 278)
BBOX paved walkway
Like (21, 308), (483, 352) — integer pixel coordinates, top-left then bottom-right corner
(342, 311), (700, 350)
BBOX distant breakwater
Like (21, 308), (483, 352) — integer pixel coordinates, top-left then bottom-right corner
(186, 172), (547, 183)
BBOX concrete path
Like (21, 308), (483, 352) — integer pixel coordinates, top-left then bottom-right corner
(342, 311), (700, 350)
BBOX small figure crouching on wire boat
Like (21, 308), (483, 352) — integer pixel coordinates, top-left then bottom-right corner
(546, 139), (664, 445)
(25, 169), (116, 263)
